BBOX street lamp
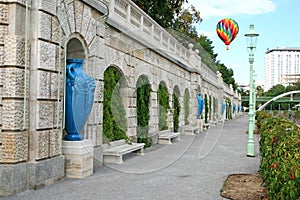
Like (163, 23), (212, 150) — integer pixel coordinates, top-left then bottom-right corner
(245, 24), (259, 157)
(253, 72), (257, 131)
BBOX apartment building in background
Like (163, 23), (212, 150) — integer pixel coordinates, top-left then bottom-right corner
(264, 47), (300, 91)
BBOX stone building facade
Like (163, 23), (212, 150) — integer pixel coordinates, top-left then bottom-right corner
(0, 0), (241, 196)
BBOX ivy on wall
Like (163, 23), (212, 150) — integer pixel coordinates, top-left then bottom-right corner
(225, 97), (232, 120)
(184, 89), (190, 125)
(158, 83), (170, 130)
(103, 67), (128, 143)
(173, 88), (180, 132)
(136, 76), (151, 147)
(209, 95), (212, 121)
(204, 94), (208, 123)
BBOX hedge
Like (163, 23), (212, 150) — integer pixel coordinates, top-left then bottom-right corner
(257, 111), (300, 200)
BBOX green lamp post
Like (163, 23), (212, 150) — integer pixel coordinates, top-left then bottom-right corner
(245, 24), (259, 157)
(253, 72), (257, 132)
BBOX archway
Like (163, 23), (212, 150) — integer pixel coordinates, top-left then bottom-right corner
(184, 88), (190, 125)
(64, 36), (89, 140)
(173, 86), (181, 132)
(67, 37), (86, 60)
(158, 81), (170, 130)
(204, 94), (208, 123)
(103, 66), (128, 142)
(136, 75), (151, 146)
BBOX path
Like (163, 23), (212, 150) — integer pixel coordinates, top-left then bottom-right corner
(1, 114), (260, 200)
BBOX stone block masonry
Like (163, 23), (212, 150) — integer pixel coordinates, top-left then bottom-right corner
(0, 0), (241, 196)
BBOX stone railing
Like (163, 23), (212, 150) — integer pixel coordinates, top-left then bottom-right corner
(106, 0), (238, 94)
(107, 0), (191, 67)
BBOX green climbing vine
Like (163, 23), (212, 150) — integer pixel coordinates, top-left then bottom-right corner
(103, 67), (128, 143)
(209, 95), (212, 121)
(158, 83), (170, 130)
(173, 88), (180, 132)
(184, 89), (190, 125)
(204, 94), (208, 123)
(136, 75), (151, 147)
(225, 97), (232, 120)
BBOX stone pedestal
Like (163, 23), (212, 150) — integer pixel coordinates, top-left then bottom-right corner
(62, 139), (93, 179)
(197, 119), (203, 132)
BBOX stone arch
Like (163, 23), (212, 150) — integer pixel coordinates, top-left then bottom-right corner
(64, 34), (91, 140)
(214, 96), (218, 121)
(184, 88), (190, 125)
(102, 66), (130, 142)
(136, 74), (151, 146)
(204, 93), (208, 123)
(66, 34), (88, 60)
(209, 94), (212, 121)
(158, 81), (170, 130)
(173, 85), (181, 132)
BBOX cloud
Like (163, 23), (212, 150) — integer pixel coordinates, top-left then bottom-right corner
(185, 0), (276, 19)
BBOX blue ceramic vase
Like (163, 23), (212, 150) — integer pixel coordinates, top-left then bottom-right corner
(64, 59), (96, 141)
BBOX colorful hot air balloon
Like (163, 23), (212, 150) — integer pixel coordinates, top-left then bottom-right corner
(216, 18), (239, 50)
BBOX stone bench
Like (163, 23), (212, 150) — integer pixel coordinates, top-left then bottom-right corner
(203, 123), (210, 129)
(103, 139), (145, 164)
(157, 130), (181, 144)
(184, 126), (199, 135)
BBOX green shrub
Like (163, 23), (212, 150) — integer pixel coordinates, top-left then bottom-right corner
(158, 83), (170, 130)
(103, 67), (128, 143)
(173, 90), (180, 132)
(136, 76), (151, 147)
(184, 89), (190, 125)
(204, 95), (208, 123)
(257, 111), (300, 200)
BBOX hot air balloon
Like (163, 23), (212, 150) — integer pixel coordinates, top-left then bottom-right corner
(216, 18), (239, 50)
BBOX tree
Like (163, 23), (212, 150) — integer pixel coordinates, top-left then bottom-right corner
(216, 62), (238, 90)
(264, 84), (285, 97)
(132, 0), (187, 28)
(133, 0), (238, 91)
(256, 85), (264, 97)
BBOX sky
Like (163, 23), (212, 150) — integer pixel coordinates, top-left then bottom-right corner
(184, 0), (300, 86)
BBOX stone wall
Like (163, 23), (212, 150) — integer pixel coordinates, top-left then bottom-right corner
(0, 0), (241, 196)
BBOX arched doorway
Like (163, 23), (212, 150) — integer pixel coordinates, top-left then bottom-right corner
(136, 75), (151, 147)
(184, 88), (190, 125)
(103, 66), (128, 142)
(158, 81), (170, 130)
(173, 86), (181, 132)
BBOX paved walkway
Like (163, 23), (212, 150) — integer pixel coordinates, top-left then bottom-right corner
(1, 115), (260, 200)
